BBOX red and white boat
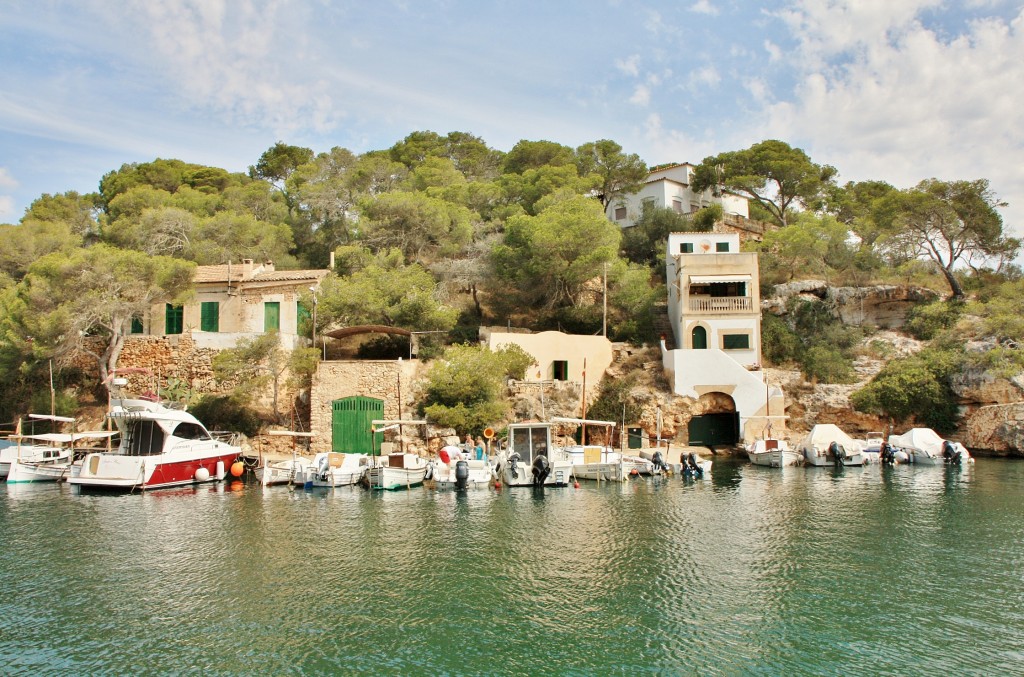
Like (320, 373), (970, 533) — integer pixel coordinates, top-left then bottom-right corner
(69, 397), (240, 491)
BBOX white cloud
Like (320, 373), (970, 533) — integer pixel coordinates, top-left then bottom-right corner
(764, 40), (783, 62)
(689, 1), (719, 15)
(689, 65), (721, 89)
(0, 168), (17, 189)
(759, 5), (1024, 234)
(0, 195), (14, 221)
(630, 84), (651, 106)
(616, 54), (641, 77)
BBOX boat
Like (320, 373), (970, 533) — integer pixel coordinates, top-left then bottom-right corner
(551, 417), (654, 482)
(69, 396), (241, 491)
(492, 421), (574, 487)
(746, 437), (802, 467)
(888, 428), (974, 466)
(0, 415), (75, 480)
(860, 431), (885, 464)
(427, 445), (494, 490)
(676, 450), (712, 479)
(255, 430), (315, 487)
(304, 451), (372, 488)
(365, 419), (429, 490)
(797, 424), (866, 467)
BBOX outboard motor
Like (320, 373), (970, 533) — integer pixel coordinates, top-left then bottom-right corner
(531, 454), (551, 486)
(684, 452), (703, 479)
(880, 441), (896, 466)
(829, 441), (846, 467)
(507, 452), (521, 480)
(942, 440), (962, 466)
(454, 460), (469, 490)
(651, 451), (667, 474)
(424, 462), (434, 481)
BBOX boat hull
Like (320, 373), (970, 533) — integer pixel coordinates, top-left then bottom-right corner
(748, 450), (803, 467)
(70, 449), (238, 491)
(804, 452), (865, 467)
(497, 459), (573, 487)
(428, 459), (494, 490)
(6, 460), (70, 483)
(368, 465), (427, 490)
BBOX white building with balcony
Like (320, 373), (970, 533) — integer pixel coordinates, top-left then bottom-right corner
(606, 163), (749, 228)
(662, 232), (784, 445)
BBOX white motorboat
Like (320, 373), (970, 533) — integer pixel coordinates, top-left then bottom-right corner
(6, 456), (71, 483)
(747, 437), (802, 467)
(366, 453), (428, 490)
(70, 397), (241, 491)
(677, 450), (713, 479)
(550, 417), (654, 482)
(427, 446), (494, 490)
(493, 421), (574, 487)
(888, 428), (973, 466)
(304, 451), (372, 488)
(1, 414), (76, 479)
(256, 430), (315, 486)
(797, 424), (866, 467)
(860, 431), (885, 464)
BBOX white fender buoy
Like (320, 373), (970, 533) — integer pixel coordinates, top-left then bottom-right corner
(195, 467), (211, 482)
(215, 460), (226, 480)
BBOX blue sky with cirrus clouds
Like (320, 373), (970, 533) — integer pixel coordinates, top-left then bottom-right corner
(1, 0), (1022, 241)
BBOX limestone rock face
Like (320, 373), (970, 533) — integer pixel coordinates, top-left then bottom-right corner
(768, 281), (940, 328)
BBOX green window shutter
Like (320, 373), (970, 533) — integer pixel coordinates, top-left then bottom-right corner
(165, 304), (183, 335)
(681, 243), (694, 253)
(264, 302), (280, 332)
(130, 316), (144, 334)
(716, 242), (729, 252)
(723, 334), (750, 350)
(200, 302), (219, 332)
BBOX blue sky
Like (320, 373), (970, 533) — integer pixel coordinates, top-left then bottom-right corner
(2, 0), (1023, 237)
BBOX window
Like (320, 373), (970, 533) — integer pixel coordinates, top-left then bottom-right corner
(723, 334), (750, 350)
(552, 360), (568, 381)
(165, 304), (183, 335)
(200, 302), (219, 332)
(172, 422), (211, 441)
(680, 243), (694, 253)
(614, 206), (627, 220)
(672, 199), (683, 213)
(130, 316), (144, 334)
(716, 242), (730, 252)
(264, 302), (280, 332)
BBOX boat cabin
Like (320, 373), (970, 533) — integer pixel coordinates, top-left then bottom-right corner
(507, 422), (553, 463)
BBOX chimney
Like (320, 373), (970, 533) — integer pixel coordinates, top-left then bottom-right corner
(241, 258), (254, 278)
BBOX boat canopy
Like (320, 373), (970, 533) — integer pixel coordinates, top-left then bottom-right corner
(796, 424), (861, 453)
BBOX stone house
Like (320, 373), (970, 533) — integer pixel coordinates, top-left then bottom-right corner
(135, 259), (329, 350)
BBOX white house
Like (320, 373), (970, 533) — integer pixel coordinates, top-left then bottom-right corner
(661, 232), (783, 445)
(606, 163), (750, 228)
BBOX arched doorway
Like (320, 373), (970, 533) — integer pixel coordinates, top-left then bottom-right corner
(691, 325), (707, 350)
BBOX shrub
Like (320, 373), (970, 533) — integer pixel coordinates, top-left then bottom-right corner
(851, 347), (963, 431)
(905, 300), (964, 340)
(802, 345), (855, 383)
(189, 395), (261, 437)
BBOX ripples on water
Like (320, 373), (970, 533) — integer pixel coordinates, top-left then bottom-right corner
(2, 460), (1023, 675)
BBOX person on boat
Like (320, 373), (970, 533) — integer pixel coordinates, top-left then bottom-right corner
(475, 437), (485, 460)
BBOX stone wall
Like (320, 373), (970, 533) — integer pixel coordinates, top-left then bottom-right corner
(69, 335), (220, 393)
(309, 359), (424, 453)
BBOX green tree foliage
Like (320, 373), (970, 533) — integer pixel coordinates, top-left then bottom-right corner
(388, 130), (502, 181)
(100, 159), (247, 207)
(490, 196), (622, 314)
(586, 372), (643, 424)
(496, 164), (587, 216)
(755, 212), (855, 283)
(760, 299), (862, 382)
(317, 248), (459, 331)
(286, 147), (360, 265)
(211, 331), (316, 421)
(0, 220), (82, 280)
(189, 394), (261, 436)
(905, 299), (965, 340)
(419, 343), (532, 432)
(878, 179), (1018, 299)
(359, 191), (473, 261)
(574, 139), (648, 210)
(502, 139), (575, 174)
(248, 141), (315, 213)
(851, 345), (964, 431)
(620, 203), (696, 271)
(606, 261), (663, 343)
(22, 191), (102, 240)
(760, 313), (802, 365)
(691, 140), (837, 226)
(0, 245), (195, 389)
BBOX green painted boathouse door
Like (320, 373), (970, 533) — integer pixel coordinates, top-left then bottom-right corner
(331, 396), (384, 453)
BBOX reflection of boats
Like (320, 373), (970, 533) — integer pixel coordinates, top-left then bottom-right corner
(888, 428), (974, 466)
(365, 420), (429, 491)
(493, 421), (574, 487)
(428, 446), (494, 490)
(747, 437), (802, 467)
(70, 397), (241, 491)
(797, 424), (865, 467)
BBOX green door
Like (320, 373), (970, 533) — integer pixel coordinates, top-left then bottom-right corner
(627, 427), (644, 449)
(264, 302), (280, 332)
(332, 396), (384, 454)
(692, 326), (707, 349)
(687, 413), (739, 446)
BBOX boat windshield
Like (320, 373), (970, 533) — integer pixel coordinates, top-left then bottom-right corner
(510, 425), (550, 463)
(171, 421), (211, 441)
(125, 420), (164, 456)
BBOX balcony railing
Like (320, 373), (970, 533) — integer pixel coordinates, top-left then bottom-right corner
(687, 297), (753, 313)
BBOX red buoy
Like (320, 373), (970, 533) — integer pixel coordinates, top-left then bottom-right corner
(574, 481), (580, 489)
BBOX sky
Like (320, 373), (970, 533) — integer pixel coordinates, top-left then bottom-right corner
(2, 0), (1023, 238)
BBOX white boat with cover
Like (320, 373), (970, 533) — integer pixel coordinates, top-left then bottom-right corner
(365, 419), (429, 490)
(493, 421), (573, 487)
(797, 424), (866, 467)
(747, 437), (802, 467)
(427, 445), (494, 490)
(305, 451), (372, 488)
(888, 428), (973, 466)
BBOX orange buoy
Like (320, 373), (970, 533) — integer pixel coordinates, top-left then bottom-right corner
(230, 461), (245, 477)
(573, 481), (580, 489)
(494, 480), (502, 490)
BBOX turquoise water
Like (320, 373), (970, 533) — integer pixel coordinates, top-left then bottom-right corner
(2, 459), (1023, 675)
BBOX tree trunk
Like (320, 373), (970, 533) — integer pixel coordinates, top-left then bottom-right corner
(940, 265), (965, 299)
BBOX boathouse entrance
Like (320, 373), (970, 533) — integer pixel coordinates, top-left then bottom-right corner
(331, 396), (384, 454)
(687, 413), (739, 446)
